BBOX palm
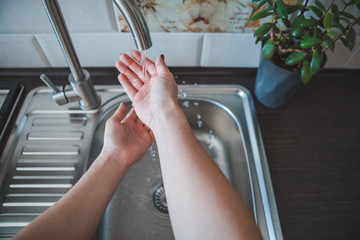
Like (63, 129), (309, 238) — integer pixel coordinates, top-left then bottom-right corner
(116, 51), (178, 128)
(103, 105), (154, 168)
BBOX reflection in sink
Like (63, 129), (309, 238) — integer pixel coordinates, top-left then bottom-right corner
(0, 85), (282, 240)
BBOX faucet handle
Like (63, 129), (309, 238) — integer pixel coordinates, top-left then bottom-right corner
(40, 74), (61, 93)
(40, 73), (81, 105)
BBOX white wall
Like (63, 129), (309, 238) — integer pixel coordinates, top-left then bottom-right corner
(0, 0), (359, 68)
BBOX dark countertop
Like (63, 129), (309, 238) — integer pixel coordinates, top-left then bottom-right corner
(1, 67), (359, 239)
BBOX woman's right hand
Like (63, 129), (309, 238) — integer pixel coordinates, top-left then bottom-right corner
(116, 51), (179, 129)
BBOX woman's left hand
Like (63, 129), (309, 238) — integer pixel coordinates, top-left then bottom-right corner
(101, 103), (154, 169)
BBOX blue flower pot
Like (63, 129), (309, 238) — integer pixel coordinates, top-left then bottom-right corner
(255, 56), (303, 109)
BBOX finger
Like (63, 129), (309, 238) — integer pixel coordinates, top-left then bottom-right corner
(125, 108), (138, 122)
(111, 103), (127, 122)
(155, 54), (171, 75)
(119, 54), (149, 84)
(131, 51), (157, 76)
(118, 74), (137, 102)
(116, 60), (144, 90)
(148, 130), (155, 139)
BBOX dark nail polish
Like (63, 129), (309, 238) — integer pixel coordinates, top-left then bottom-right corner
(161, 54), (165, 61)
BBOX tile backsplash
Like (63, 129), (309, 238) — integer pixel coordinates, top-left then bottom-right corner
(0, 0), (359, 68)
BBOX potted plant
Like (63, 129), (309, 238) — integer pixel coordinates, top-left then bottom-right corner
(250, 0), (360, 108)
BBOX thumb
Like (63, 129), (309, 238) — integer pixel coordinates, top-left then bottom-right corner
(155, 54), (170, 75)
(111, 103), (127, 122)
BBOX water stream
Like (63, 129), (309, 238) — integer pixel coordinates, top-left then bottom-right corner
(141, 50), (147, 82)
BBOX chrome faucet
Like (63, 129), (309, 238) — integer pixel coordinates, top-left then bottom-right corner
(40, 0), (152, 109)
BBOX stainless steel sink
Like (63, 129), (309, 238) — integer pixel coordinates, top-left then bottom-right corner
(0, 85), (283, 240)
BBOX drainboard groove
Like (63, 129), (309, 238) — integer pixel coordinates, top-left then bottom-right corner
(32, 117), (88, 126)
(9, 184), (72, 189)
(21, 146), (80, 156)
(27, 131), (84, 141)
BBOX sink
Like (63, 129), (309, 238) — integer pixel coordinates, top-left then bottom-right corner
(0, 85), (283, 240)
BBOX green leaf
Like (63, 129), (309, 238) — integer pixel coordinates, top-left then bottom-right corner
(357, 3), (360, 10)
(285, 52), (307, 65)
(332, 23), (346, 34)
(301, 60), (312, 84)
(339, 36), (348, 47)
(291, 15), (305, 37)
(282, 17), (291, 28)
(347, 28), (356, 51)
(323, 13), (333, 29)
(349, 0), (360, 5)
(300, 37), (321, 48)
(327, 30), (338, 37)
(250, 6), (273, 21)
(254, 23), (273, 38)
(323, 39), (335, 52)
(257, 0), (268, 8)
(288, 5), (304, 14)
(276, 0), (288, 19)
(263, 39), (275, 60)
(339, 11), (356, 20)
(333, 15), (340, 24)
(300, 18), (318, 28)
(314, 26), (323, 39)
(307, 6), (323, 18)
(315, 0), (326, 12)
(331, 4), (339, 16)
(310, 49), (321, 75)
(339, 16), (352, 25)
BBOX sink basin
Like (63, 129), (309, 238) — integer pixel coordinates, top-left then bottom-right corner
(0, 85), (282, 239)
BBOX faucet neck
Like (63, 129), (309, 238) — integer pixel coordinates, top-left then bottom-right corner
(42, 0), (84, 82)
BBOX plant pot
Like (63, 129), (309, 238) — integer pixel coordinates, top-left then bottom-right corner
(255, 52), (327, 109)
(254, 56), (304, 109)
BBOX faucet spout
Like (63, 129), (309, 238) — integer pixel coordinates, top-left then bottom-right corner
(41, 0), (152, 109)
(113, 0), (152, 51)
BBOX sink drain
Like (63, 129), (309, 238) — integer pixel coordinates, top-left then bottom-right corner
(153, 185), (168, 214)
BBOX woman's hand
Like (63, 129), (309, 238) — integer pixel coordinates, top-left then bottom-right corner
(101, 103), (154, 169)
(115, 51), (178, 129)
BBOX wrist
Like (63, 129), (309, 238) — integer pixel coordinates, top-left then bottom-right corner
(97, 150), (130, 173)
(151, 102), (187, 136)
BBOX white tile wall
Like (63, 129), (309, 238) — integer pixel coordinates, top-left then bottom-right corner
(35, 33), (203, 67)
(201, 33), (261, 67)
(146, 33), (203, 67)
(0, 0), (118, 34)
(325, 37), (360, 69)
(0, 35), (49, 68)
(36, 33), (134, 67)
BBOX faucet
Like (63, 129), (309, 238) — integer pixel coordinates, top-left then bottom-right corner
(40, 0), (152, 109)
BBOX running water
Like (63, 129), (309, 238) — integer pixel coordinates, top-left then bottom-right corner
(141, 50), (147, 82)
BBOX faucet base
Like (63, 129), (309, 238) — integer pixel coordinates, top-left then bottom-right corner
(68, 69), (101, 110)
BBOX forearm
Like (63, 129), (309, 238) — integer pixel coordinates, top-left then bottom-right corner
(13, 152), (128, 240)
(152, 105), (262, 240)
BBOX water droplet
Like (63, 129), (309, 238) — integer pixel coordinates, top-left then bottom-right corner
(194, 83), (198, 86)
(178, 88), (187, 99)
(182, 81), (186, 84)
(196, 114), (201, 119)
(147, 178), (151, 182)
(197, 120), (203, 128)
(183, 100), (190, 107)
(194, 101), (199, 106)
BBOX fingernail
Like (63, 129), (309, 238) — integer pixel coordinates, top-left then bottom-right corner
(161, 54), (165, 61)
